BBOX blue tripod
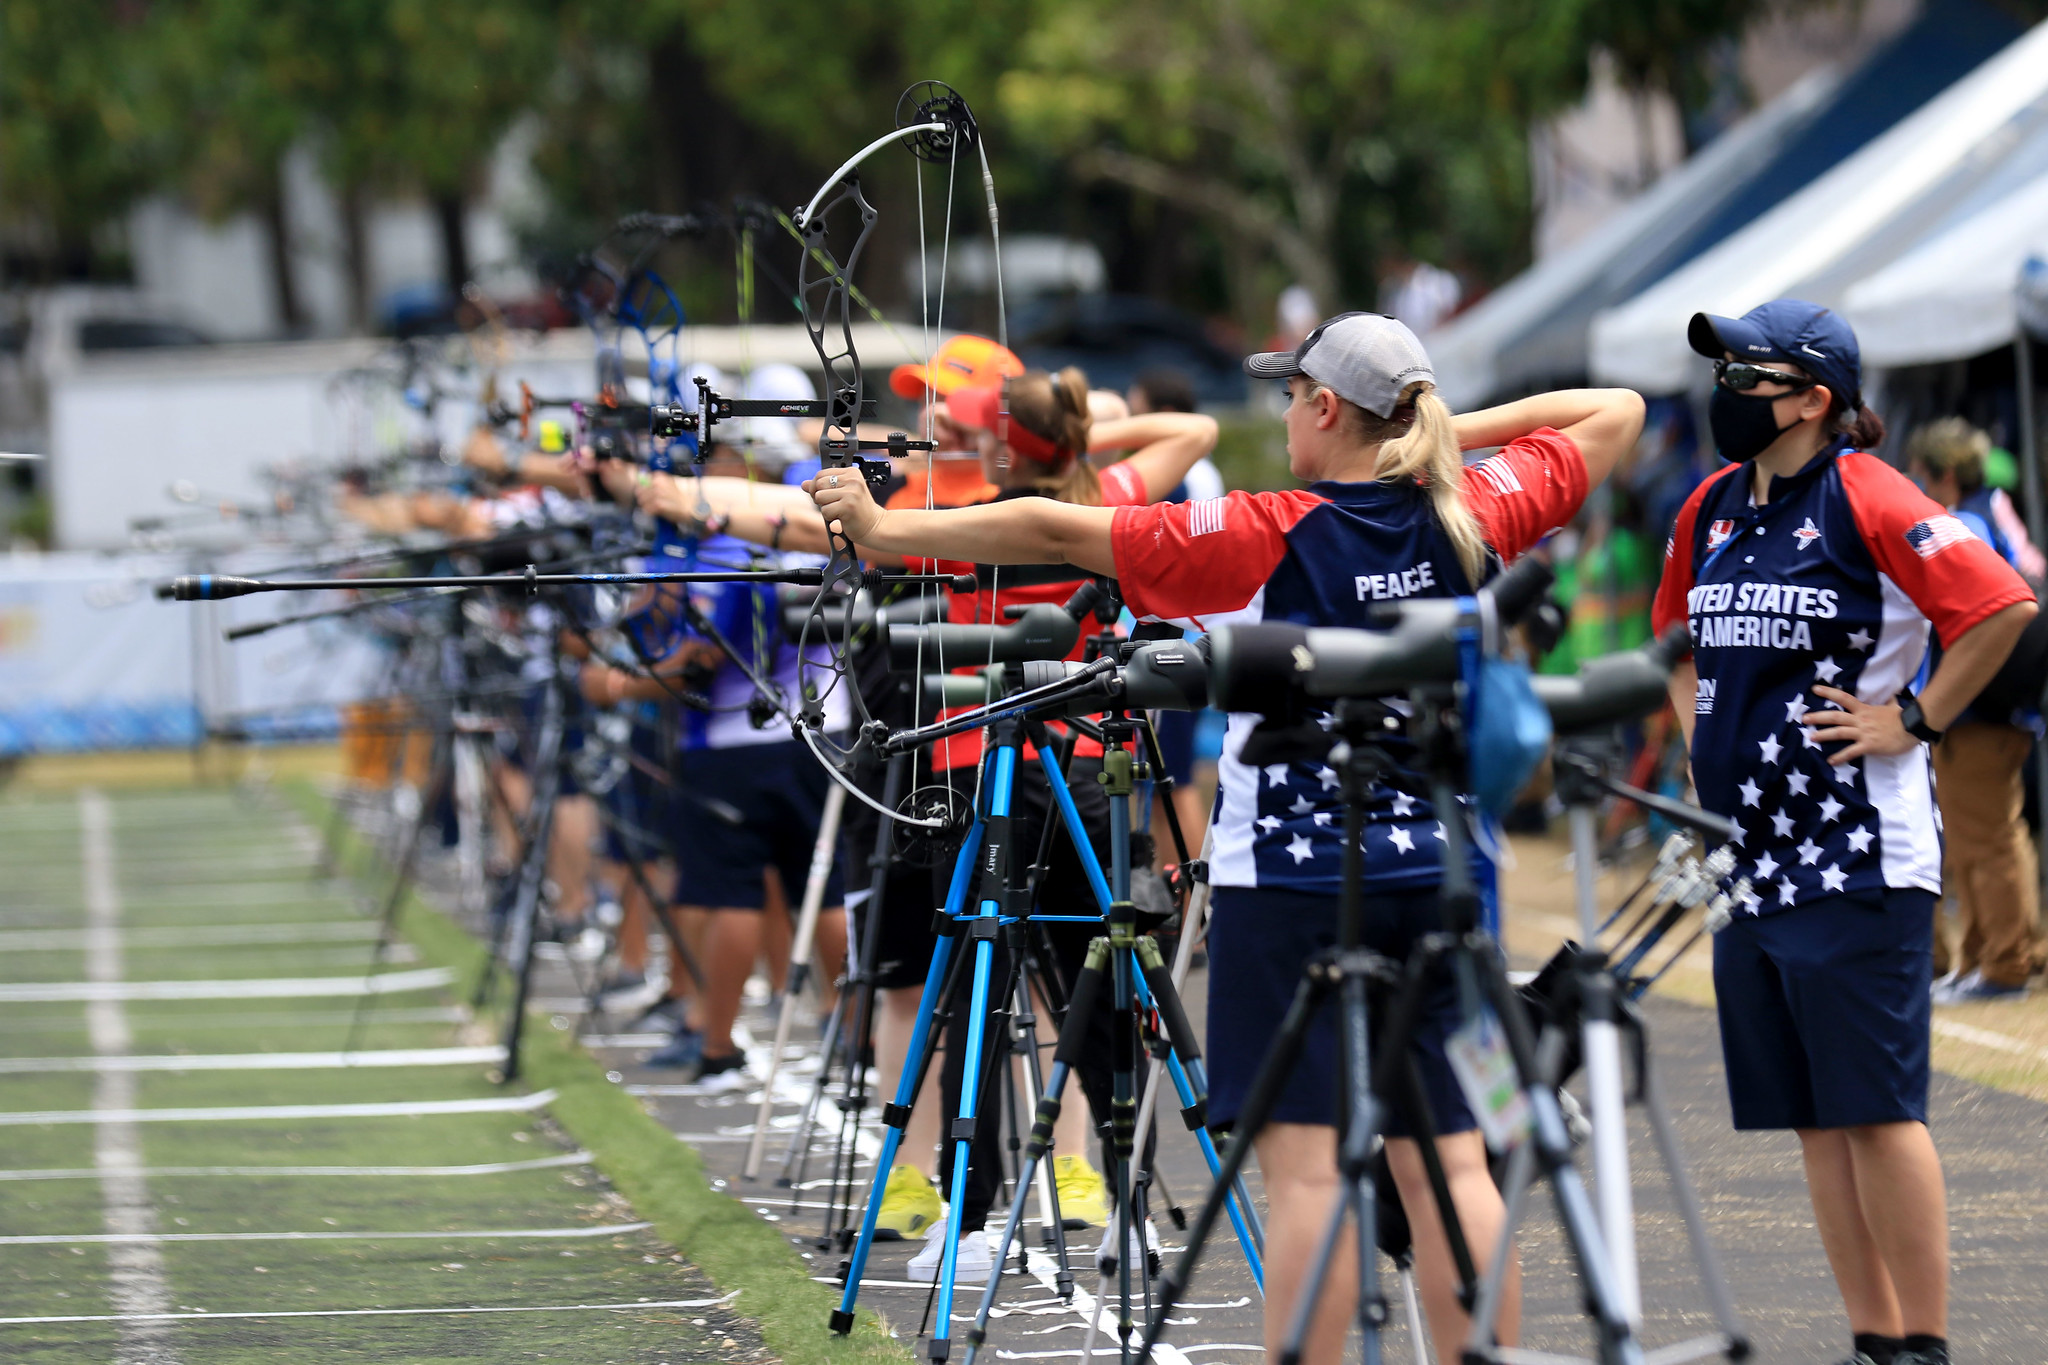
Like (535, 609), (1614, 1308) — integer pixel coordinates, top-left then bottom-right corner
(830, 709), (1263, 1361)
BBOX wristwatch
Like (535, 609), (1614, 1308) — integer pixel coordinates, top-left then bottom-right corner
(1896, 690), (1944, 745)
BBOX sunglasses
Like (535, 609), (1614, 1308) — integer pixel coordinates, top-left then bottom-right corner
(1714, 359), (1818, 394)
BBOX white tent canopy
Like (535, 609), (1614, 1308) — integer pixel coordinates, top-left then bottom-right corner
(1590, 19), (2048, 392)
(1428, 67), (1844, 411)
(1842, 170), (2048, 366)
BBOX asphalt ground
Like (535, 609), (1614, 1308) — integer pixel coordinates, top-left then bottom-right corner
(0, 787), (767, 1364)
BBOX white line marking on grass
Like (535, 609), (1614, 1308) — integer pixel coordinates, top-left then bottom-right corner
(0, 1045), (506, 1074)
(81, 790), (181, 1364)
(0, 1289), (739, 1326)
(580, 1033), (673, 1048)
(1933, 1017), (2048, 1063)
(0, 922), (382, 951)
(0, 967), (451, 1002)
(0, 1152), (594, 1181)
(0, 1220), (652, 1246)
(114, 881), (347, 906)
(0, 1089), (557, 1126)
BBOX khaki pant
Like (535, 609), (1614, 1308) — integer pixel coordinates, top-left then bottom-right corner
(1932, 721), (2044, 987)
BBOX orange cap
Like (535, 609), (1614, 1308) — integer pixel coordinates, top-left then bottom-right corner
(890, 334), (1024, 400)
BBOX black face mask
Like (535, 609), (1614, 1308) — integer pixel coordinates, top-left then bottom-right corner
(1708, 386), (1792, 463)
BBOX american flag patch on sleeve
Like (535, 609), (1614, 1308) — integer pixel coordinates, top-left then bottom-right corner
(1186, 498), (1226, 536)
(1904, 514), (1975, 560)
(1470, 456), (1523, 496)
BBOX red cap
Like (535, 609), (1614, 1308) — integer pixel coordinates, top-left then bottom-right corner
(946, 384), (1068, 465)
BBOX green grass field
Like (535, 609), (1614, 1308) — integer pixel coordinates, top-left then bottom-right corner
(0, 788), (776, 1363)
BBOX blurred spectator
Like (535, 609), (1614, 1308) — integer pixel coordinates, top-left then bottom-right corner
(1981, 442), (2046, 585)
(1907, 418), (2043, 1002)
(1274, 285), (1319, 351)
(1126, 367), (1224, 503)
(1378, 253), (1462, 335)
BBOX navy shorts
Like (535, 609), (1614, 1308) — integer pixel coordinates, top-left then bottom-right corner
(1712, 886), (1935, 1130)
(1152, 709), (1196, 786)
(1206, 884), (1475, 1137)
(671, 740), (846, 911)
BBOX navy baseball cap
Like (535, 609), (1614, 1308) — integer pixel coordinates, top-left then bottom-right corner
(1688, 299), (1861, 413)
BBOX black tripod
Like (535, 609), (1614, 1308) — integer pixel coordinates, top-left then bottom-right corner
(1141, 687), (1644, 1365)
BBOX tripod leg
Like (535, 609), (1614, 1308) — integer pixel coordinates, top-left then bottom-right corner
(1138, 966), (1332, 1364)
(1636, 1033), (1749, 1353)
(345, 729), (455, 1053)
(746, 781), (847, 1179)
(498, 714), (565, 1084)
(1133, 940), (1265, 1286)
(831, 807), (982, 1333)
(1471, 954), (1641, 1365)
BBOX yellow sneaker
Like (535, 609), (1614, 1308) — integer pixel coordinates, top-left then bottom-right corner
(874, 1163), (942, 1241)
(1053, 1154), (1111, 1229)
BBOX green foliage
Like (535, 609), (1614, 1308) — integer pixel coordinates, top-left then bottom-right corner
(0, 1), (165, 259)
(2, 0), (1786, 320)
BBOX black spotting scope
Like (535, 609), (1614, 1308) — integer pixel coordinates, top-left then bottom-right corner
(1529, 623), (1691, 733)
(1209, 553), (1556, 713)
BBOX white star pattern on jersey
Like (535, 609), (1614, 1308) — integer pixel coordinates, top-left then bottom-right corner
(1814, 655), (1841, 683)
(1433, 822), (1447, 841)
(1317, 766), (1339, 791)
(1728, 821), (1745, 846)
(1770, 809), (1794, 838)
(1785, 695), (1807, 724)
(1313, 811), (1333, 827)
(1264, 764), (1290, 788)
(1286, 834), (1315, 864)
(1739, 778), (1763, 807)
(1288, 794), (1315, 815)
(1820, 864), (1848, 892)
(1755, 850), (1780, 880)
(1834, 762), (1858, 785)
(1797, 838), (1821, 865)
(1847, 628), (1874, 651)
(1818, 794), (1844, 823)
(1388, 826), (1415, 854)
(1759, 734), (1782, 764)
(1802, 727), (1823, 750)
(1846, 825), (1874, 853)
(1257, 816), (1281, 833)
(1390, 791), (1417, 817)
(1778, 877), (1798, 906)
(1785, 770), (1810, 796)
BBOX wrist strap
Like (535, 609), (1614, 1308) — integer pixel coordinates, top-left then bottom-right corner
(1897, 689), (1944, 744)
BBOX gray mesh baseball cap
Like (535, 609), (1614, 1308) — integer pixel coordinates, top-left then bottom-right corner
(1244, 311), (1435, 417)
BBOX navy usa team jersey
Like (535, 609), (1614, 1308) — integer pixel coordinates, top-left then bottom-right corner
(1110, 428), (1588, 894)
(1651, 440), (2032, 916)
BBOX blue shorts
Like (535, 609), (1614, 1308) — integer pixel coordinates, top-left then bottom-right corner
(1206, 884), (1475, 1137)
(670, 740), (846, 911)
(1712, 886), (1935, 1130)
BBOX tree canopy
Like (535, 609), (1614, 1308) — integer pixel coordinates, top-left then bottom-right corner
(0, 0), (1789, 328)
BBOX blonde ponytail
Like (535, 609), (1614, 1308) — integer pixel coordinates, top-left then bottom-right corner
(1368, 382), (1486, 584)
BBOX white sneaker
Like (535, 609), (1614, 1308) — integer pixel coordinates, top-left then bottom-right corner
(1932, 968), (1982, 1004)
(1095, 1217), (1161, 1278)
(907, 1226), (991, 1284)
